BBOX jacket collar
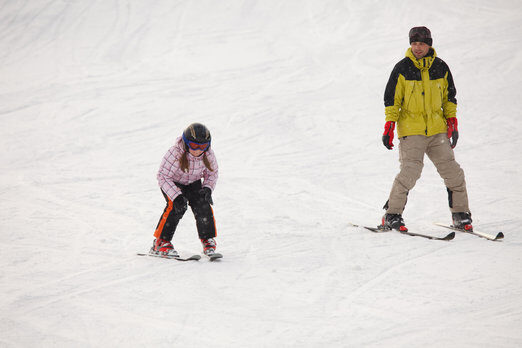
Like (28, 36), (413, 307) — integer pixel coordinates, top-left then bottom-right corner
(406, 47), (437, 71)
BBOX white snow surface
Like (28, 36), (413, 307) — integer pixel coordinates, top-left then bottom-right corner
(1, 1), (522, 347)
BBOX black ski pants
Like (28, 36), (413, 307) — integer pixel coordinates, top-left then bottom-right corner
(154, 180), (216, 241)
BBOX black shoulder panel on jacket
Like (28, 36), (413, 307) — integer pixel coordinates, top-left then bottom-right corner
(399, 58), (422, 81)
(384, 61), (401, 107)
(429, 57), (448, 80)
(431, 57), (457, 104)
(384, 58), (420, 107)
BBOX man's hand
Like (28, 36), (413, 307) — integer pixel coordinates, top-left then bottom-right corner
(447, 117), (459, 148)
(382, 121), (396, 150)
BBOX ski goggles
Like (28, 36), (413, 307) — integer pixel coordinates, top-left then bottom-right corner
(182, 134), (210, 151)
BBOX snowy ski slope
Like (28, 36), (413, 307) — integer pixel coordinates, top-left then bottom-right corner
(1, 0), (521, 347)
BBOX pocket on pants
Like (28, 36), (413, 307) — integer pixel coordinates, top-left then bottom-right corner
(399, 135), (426, 165)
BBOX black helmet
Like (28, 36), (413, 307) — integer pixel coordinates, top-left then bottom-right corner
(182, 123), (211, 148)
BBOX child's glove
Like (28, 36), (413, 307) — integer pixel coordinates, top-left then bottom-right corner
(382, 121), (395, 150)
(173, 195), (188, 214)
(199, 187), (213, 205)
(446, 117), (459, 148)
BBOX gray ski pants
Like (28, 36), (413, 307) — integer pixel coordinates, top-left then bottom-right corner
(385, 133), (470, 214)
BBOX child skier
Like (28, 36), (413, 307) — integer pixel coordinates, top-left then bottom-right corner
(151, 123), (219, 257)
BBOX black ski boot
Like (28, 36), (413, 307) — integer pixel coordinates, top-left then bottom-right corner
(452, 212), (473, 231)
(381, 213), (408, 232)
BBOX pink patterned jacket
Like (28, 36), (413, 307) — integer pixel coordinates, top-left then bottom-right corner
(157, 137), (219, 201)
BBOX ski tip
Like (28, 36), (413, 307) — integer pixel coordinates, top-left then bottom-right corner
(208, 253), (223, 261)
(495, 232), (504, 240)
(444, 232), (456, 240)
(184, 255), (202, 261)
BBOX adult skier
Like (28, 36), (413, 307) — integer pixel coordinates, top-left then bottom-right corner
(381, 26), (472, 232)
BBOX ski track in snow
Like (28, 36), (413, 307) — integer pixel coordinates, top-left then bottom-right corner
(1, 0), (522, 347)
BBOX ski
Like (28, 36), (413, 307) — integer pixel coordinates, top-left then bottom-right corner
(349, 222), (455, 241)
(434, 223), (504, 241)
(205, 252), (223, 261)
(137, 253), (201, 261)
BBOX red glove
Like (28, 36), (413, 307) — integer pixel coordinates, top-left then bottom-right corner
(446, 117), (459, 148)
(382, 121), (395, 150)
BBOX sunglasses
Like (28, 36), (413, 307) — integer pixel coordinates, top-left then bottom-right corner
(183, 134), (210, 151)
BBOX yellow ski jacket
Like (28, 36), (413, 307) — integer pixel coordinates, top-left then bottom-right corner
(384, 47), (457, 138)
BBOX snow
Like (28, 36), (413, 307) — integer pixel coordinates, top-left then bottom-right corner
(1, 0), (522, 347)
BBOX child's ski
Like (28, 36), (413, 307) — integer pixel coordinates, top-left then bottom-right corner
(434, 223), (504, 241)
(349, 222), (455, 241)
(205, 251), (223, 261)
(137, 253), (201, 261)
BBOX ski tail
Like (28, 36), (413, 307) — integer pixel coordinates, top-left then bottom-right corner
(350, 222), (455, 241)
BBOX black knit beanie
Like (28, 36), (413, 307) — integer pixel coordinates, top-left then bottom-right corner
(409, 26), (432, 46)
